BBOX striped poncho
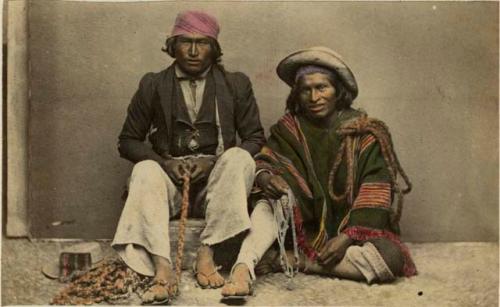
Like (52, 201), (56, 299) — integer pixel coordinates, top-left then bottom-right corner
(255, 108), (416, 277)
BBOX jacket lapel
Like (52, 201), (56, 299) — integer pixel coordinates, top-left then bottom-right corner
(156, 65), (176, 142)
(212, 67), (234, 150)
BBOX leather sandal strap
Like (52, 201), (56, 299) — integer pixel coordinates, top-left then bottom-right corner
(193, 264), (222, 278)
(147, 279), (178, 297)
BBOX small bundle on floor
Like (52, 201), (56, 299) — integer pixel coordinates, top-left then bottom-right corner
(51, 175), (194, 305)
(50, 258), (152, 305)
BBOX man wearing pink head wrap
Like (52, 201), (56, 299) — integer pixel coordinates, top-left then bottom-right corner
(112, 10), (265, 304)
(171, 10), (220, 40)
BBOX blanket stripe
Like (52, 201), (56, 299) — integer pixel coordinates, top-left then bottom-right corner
(352, 182), (392, 209)
(278, 113), (301, 142)
(359, 134), (376, 154)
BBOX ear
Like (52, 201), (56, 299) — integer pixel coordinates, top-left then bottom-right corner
(165, 37), (177, 58)
(167, 43), (176, 57)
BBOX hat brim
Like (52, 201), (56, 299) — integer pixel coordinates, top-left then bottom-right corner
(41, 242), (104, 279)
(276, 47), (358, 99)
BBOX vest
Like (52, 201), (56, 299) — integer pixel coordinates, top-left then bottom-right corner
(170, 71), (219, 157)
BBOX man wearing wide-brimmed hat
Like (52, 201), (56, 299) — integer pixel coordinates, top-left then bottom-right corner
(221, 47), (416, 298)
(112, 10), (265, 304)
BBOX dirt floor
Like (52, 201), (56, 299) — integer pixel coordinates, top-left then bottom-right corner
(1, 239), (498, 306)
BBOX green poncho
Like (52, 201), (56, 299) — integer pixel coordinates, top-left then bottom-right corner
(256, 108), (417, 276)
(256, 108), (398, 252)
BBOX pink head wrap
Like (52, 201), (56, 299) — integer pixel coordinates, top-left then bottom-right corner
(171, 10), (220, 40)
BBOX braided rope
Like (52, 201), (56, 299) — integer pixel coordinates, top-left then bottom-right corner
(327, 114), (412, 224)
(52, 173), (192, 305)
(175, 174), (191, 286)
(51, 259), (151, 305)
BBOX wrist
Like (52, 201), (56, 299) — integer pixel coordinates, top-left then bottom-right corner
(339, 233), (354, 245)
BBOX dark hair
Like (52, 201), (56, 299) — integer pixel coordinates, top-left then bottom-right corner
(161, 36), (223, 63)
(285, 71), (354, 115)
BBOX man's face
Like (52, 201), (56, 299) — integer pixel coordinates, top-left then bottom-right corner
(297, 72), (337, 121)
(174, 33), (214, 76)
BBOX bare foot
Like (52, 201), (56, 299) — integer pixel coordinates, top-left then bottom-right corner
(142, 256), (178, 304)
(221, 263), (253, 297)
(195, 245), (225, 288)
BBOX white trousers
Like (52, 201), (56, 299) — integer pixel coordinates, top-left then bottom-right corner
(111, 147), (255, 276)
(233, 200), (278, 280)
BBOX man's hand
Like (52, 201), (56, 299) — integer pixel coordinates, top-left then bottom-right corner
(161, 159), (189, 185)
(317, 233), (354, 266)
(256, 172), (289, 199)
(186, 157), (216, 184)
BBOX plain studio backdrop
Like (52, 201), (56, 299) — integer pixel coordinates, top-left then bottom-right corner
(9, 1), (498, 240)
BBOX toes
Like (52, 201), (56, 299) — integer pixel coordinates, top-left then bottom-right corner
(221, 282), (250, 297)
(209, 273), (225, 288)
(196, 274), (209, 288)
(155, 290), (169, 302)
(215, 277), (225, 288)
(142, 292), (154, 303)
(221, 284), (236, 297)
(141, 288), (157, 303)
(196, 269), (224, 288)
(141, 284), (172, 304)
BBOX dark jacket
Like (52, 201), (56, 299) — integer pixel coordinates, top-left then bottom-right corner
(118, 64), (266, 164)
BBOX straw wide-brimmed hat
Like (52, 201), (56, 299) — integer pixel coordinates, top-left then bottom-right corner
(276, 46), (358, 99)
(41, 242), (104, 280)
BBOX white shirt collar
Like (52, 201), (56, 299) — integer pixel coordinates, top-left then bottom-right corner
(175, 64), (211, 79)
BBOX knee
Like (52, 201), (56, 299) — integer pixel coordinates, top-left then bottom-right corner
(131, 160), (164, 180)
(367, 238), (405, 277)
(218, 147), (255, 172)
(254, 199), (272, 212)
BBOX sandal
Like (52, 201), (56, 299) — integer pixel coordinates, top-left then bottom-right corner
(221, 278), (254, 301)
(192, 261), (224, 289)
(141, 279), (178, 305)
(221, 263), (254, 301)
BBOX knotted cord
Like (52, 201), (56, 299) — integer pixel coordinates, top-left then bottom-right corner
(52, 174), (192, 305)
(273, 190), (300, 290)
(328, 114), (412, 224)
(51, 258), (152, 305)
(175, 174), (191, 285)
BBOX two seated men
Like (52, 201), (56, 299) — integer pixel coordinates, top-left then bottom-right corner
(112, 10), (416, 305)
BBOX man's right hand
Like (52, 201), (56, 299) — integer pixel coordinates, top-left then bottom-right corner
(161, 159), (189, 185)
(256, 172), (289, 199)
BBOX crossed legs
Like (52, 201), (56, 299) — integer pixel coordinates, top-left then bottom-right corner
(223, 198), (405, 297)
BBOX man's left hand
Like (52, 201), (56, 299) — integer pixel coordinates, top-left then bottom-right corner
(186, 157), (216, 183)
(317, 233), (354, 266)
